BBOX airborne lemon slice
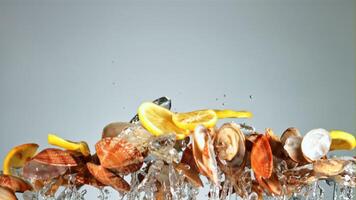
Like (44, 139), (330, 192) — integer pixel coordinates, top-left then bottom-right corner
(214, 110), (253, 119)
(48, 134), (90, 156)
(329, 130), (356, 151)
(138, 102), (187, 139)
(172, 109), (218, 131)
(3, 143), (39, 175)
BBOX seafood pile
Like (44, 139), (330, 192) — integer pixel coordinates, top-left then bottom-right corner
(0, 97), (355, 200)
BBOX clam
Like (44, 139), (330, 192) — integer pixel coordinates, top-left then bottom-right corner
(251, 134), (273, 179)
(102, 122), (134, 138)
(266, 129), (285, 159)
(301, 128), (331, 161)
(0, 186), (17, 200)
(283, 136), (307, 164)
(32, 148), (78, 167)
(86, 162), (130, 193)
(214, 123), (246, 175)
(95, 137), (144, 172)
(280, 127), (301, 145)
(0, 175), (32, 193)
(313, 159), (348, 176)
(191, 125), (219, 184)
(255, 173), (282, 196)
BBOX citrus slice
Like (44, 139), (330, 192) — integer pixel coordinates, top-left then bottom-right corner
(138, 102), (187, 139)
(48, 134), (90, 156)
(3, 143), (39, 175)
(214, 110), (253, 119)
(329, 130), (356, 150)
(172, 109), (218, 131)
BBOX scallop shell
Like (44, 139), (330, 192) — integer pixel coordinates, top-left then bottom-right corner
(86, 162), (130, 193)
(0, 186), (17, 200)
(95, 137), (143, 169)
(32, 148), (77, 167)
(301, 128), (331, 161)
(251, 134), (273, 179)
(0, 175), (32, 193)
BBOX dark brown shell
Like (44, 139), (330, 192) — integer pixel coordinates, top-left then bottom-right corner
(256, 173), (282, 196)
(0, 186), (17, 200)
(86, 162), (130, 193)
(32, 148), (77, 167)
(113, 162), (143, 175)
(251, 134), (273, 179)
(96, 137), (143, 169)
(174, 163), (203, 188)
(0, 175), (32, 192)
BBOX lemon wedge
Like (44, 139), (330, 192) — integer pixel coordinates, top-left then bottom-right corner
(214, 110), (253, 119)
(3, 143), (39, 175)
(48, 134), (90, 156)
(138, 102), (187, 139)
(329, 130), (356, 150)
(172, 109), (218, 131)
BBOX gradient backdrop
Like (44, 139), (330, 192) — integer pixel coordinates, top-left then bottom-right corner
(0, 0), (355, 199)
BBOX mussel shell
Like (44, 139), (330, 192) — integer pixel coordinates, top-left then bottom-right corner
(251, 134), (273, 179)
(32, 148), (77, 167)
(86, 162), (130, 193)
(0, 175), (32, 193)
(96, 137), (143, 169)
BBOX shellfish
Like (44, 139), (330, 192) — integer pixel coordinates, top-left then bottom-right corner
(32, 148), (78, 167)
(251, 134), (273, 179)
(0, 175), (32, 193)
(86, 162), (130, 193)
(95, 137), (144, 172)
(0, 186), (17, 200)
(301, 128), (331, 161)
(192, 125), (219, 184)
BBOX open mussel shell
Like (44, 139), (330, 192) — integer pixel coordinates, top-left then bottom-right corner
(86, 162), (130, 193)
(0, 186), (17, 200)
(95, 137), (143, 170)
(301, 128), (331, 161)
(32, 148), (78, 167)
(0, 175), (32, 193)
(280, 127), (301, 145)
(251, 134), (273, 179)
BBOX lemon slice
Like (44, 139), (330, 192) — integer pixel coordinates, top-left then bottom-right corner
(48, 134), (90, 156)
(138, 102), (187, 139)
(329, 130), (356, 150)
(3, 143), (39, 175)
(172, 109), (218, 131)
(214, 110), (253, 119)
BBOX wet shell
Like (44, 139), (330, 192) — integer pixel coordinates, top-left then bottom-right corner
(174, 163), (203, 188)
(181, 145), (199, 173)
(256, 173), (282, 196)
(0, 186), (17, 200)
(102, 122), (134, 138)
(215, 123), (245, 165)
(86, 162), (130, 193)
(112, 162), (143, 175)
(32, 148), (77, 167)
(283, 136), (307, 163)
(313, 159), (347, 176)
(301, 128), (331, 161)
(280, 127), (301, 145)
(23, 159), (68, 180)
(192, 125), (218, 184)
(266, 129), (285, 159)
(251, 134), (273, 179)
(96, 137), (143, 169)
(0, 175), (32, 193)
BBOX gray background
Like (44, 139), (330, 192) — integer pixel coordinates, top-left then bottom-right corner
(0, 0), (355, 199)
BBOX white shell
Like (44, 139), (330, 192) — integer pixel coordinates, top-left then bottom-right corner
(301, 128), (331, 161)
(193, 125), (206, 151)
